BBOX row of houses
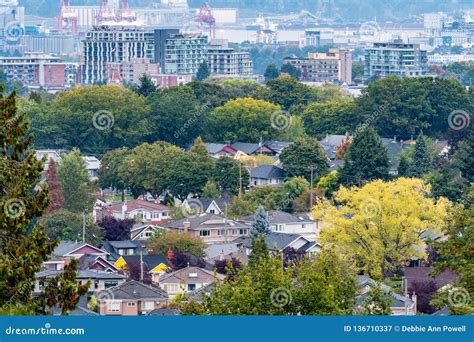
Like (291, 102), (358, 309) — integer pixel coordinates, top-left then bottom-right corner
(35, 237), (436, 316)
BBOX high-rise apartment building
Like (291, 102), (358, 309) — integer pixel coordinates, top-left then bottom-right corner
(164, 33), (208, 75)
(207, 40), (253, 76)
(283, 48), (352, 84)
(364, 41), (429, 78)
(81, 25), (155, 84)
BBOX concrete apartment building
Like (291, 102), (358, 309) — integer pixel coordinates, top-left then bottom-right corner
(0, 52), (78, 90)
(207, 39), (253, 76)
(364, 41), (429, 78)
(283, 48), (352, 84)
(164, 33), (208, 74)
(81, 25), (156, 84)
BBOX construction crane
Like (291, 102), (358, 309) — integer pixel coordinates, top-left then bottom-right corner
(57, 0), (78, 36)
(196, 2), (216, 39)
(96, 0), (116, 23)
(118, 0), (136, 22)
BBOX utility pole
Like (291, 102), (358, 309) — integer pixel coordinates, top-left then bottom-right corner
(310, 165), (317, 209)
(224, 206), (228, 243)
(140, 250), (144, 282)
(82, 211), (86, 243)
(239, 161), (242, 196)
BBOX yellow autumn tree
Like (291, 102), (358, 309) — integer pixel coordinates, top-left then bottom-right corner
(313, 178), (450, 280)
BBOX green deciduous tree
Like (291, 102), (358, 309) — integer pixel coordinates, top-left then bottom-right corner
(280, 63), (301, 80)
(264, 63), (280, 81)
(202, 180), (220, 198)
(58, 149), (96, 213)
(32, 86), (151, 155)
(214, 157), (249, 196)
(147, 230), (206, 258)
(44, 209), (104, 246)
(357, 283), (393, 315)
(279, 137), (329, 182)
(432, 185), (474, 314)
(189, 249), (356, 315)
(207, 97), (282, 143)
(302, 99), (356, 139)
(147, 86), (204, 146)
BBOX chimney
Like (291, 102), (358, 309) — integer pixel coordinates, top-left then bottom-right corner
(183, 220), (191, 233)
(121, 202), (127, 220)
(412, 292), (417, 314)
(392, 135), (396, 143)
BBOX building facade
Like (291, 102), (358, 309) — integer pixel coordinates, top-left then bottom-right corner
(81, 25), (155, 84)
(364, 41), (429, 78)
(106, 57), (161, 85)
(207, 40), (253, 76)
(283, 48), (352, 84)
(0, 52), (78, 90)
(164, 33), (208, 75)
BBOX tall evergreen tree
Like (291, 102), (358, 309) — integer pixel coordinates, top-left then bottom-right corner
(453, 130), (474, 182)
(248, 235), (269, 269)
(58, 148), (95, 213)
(135, 74), (157, 97)
(339, 126), (389, 186)
(0, 87), (55, 311)
(36, 258), (89, 315)
(45, 158), (64, 214)
(196, 62), (210, 81)
(251, 205), (271, 237)
(408, 133), (432, 178)
(188, 137), (214, 195)
(397, 154), (410, 177)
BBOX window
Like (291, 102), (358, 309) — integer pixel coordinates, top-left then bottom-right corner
(239, 229), (247, 235)
(142, 301), (154, 310)
(200, 230), (210, 237)
(107, 300), (121, 312)
(188, 284), (196, 291)
(209, 209), (215, 214)
(166, 284), (179, 293)
(127, 302), (136, 307)
(104, 281), (118, 288)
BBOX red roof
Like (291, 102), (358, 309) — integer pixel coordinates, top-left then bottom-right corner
(111, 199), (169, 213)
